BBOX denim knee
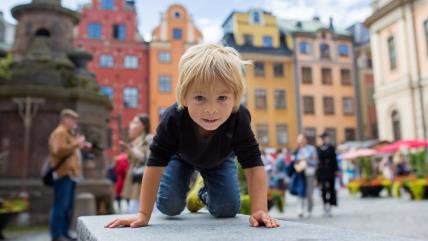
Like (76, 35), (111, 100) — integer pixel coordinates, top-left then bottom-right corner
(208, 202), (240, 218)
(156, 196), (185, 216)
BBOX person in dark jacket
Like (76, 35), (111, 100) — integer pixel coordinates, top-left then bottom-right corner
(316, 132), (338, 217)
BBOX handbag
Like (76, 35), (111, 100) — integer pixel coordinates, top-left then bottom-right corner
(131, 162), (144, 183)
(42, 154), (71, 187)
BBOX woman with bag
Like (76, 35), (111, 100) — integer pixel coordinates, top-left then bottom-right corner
(289, 134), (318, 218)
(121, 114), (153, 213)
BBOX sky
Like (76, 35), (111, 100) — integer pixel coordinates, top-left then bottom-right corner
(0, 0), (373, 42)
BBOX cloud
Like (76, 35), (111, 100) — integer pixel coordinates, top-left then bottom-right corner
(195, 17), (223, 43)
(264, 0), (372, 29)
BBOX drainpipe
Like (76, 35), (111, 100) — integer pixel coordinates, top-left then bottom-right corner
(352, 41), (364, 141)
(293, 36), (302, 135)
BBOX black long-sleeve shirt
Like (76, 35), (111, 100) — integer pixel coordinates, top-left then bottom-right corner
(146, 103), (263, 169)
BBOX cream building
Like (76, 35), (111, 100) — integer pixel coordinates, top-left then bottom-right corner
(365, 0), (428, 141)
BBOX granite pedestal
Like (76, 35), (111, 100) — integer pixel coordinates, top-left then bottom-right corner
(77, 213), (421, 241)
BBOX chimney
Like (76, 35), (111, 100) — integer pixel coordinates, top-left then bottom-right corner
(329, 17), (334, 30)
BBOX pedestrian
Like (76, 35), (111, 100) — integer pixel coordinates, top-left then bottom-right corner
(105, 43), (279, 229)
(290, 134), (318, 218)
(121, 114), (153, 213)
(316, 132), (338, 217)
(48, 109), (91, 241)
(113, 153), (129, 212)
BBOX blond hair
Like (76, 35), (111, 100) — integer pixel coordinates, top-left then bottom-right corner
(176, 43), (249, 112)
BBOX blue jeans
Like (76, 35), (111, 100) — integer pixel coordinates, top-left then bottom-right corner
(50, 176), (76, 238)
(156, 155), (240, 218)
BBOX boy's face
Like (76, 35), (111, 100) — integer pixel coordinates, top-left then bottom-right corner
(184, 79), (235, 136)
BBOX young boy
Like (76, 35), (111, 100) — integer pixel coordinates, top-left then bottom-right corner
(105, 43), (279, 229)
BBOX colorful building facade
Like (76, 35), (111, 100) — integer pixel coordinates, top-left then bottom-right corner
(365, 0), (428, 141)
(149, 4), (202, 132)
(222, 9), (298, 149)
(74, 0), (149, 157)
(279, 18), (358, 145)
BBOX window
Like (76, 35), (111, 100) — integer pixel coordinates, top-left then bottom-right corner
(159, 51), (171, 63)
(320, 43), (330, 59)
(345, 128), (356, 141)
(254, 61), (265, 76)
(341, 69), (352, 85)
(273, 63), (284, 77)
(159, 75), (172, 93)
(274, 89), (287, 109)
(113, 24), (126, 40)
(243, 34), (253, 46)
(304, 127), (317, 145)
(123, 87), (138, 108)
(256, 124), (269, 144)
(263, 36), (273, 47)
(301, 67), (312, 84)
(254, 89), (267, 109)
(99, 54), (114, 68)
(100, 86), (113, 100)
(276, 124), (289, 145)
(124, 55), (138, 69)
(324, 128), (337, 145)
(321, 68), (332, 85)
(0, 22), (5, 42)
(425, 20), (428, 56)
(388, 36), (397, 70)
(338, 44), (349, 57)
(174, 11), (181, 19)
(299, 41), (311, 54)
(343, 97), (355, 115)
(101, 0), (114, 10)
(88, 23), (101, 39)
(173, 28), (182, 40)
(323, 96), (334, 115)
(391, 110), (401, 141)
(252, 11), (261, 24)
(303, 96), (315, 114)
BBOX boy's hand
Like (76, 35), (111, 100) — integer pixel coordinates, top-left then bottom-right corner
(105, 212), (149, 229)
(249, 210), (280, 228)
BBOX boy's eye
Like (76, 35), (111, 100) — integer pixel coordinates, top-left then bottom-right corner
(194, 96), (205, 102)
(218, 96), (228, 102)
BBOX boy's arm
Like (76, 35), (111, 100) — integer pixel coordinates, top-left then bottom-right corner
(244, 166), (279, 228)
(105, 166), (164, 228)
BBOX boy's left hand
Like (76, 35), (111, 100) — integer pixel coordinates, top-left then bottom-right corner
(249, 210), (280, 228)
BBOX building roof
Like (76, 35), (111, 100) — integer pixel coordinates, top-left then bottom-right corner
(277, 18), (352, 37)
(222, 33), (292, 56)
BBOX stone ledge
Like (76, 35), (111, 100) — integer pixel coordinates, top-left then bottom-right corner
(77, 213), (421, 241)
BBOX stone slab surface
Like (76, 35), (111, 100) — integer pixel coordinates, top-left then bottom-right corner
(77, 213), (422, 241)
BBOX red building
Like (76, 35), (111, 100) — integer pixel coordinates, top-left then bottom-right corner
(74, 0), (149, 158)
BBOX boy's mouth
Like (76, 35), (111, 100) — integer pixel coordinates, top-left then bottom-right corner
(202, 118), (219, 123)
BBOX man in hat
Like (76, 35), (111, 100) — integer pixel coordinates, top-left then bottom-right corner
(316, 132), (338, 217)
(48, 109), (90, 241)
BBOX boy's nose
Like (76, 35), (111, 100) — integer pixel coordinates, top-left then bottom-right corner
(204, 103), (218, 114)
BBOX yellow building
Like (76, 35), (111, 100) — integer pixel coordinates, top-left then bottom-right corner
(278, 18), (358, 145)
(222, 9), (297, 149)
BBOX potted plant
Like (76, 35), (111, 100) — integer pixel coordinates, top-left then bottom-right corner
(0, 195), (29, 239)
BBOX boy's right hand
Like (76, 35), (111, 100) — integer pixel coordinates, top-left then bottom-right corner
(104, 212), (149, 229)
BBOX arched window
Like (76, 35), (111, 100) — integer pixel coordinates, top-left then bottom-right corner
(35, 28), (51, 37)
(391, 110), (401, 141)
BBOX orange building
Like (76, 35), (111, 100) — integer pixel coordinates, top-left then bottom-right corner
(149, 4), (202, 131)
(279, 18), (358, 145)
